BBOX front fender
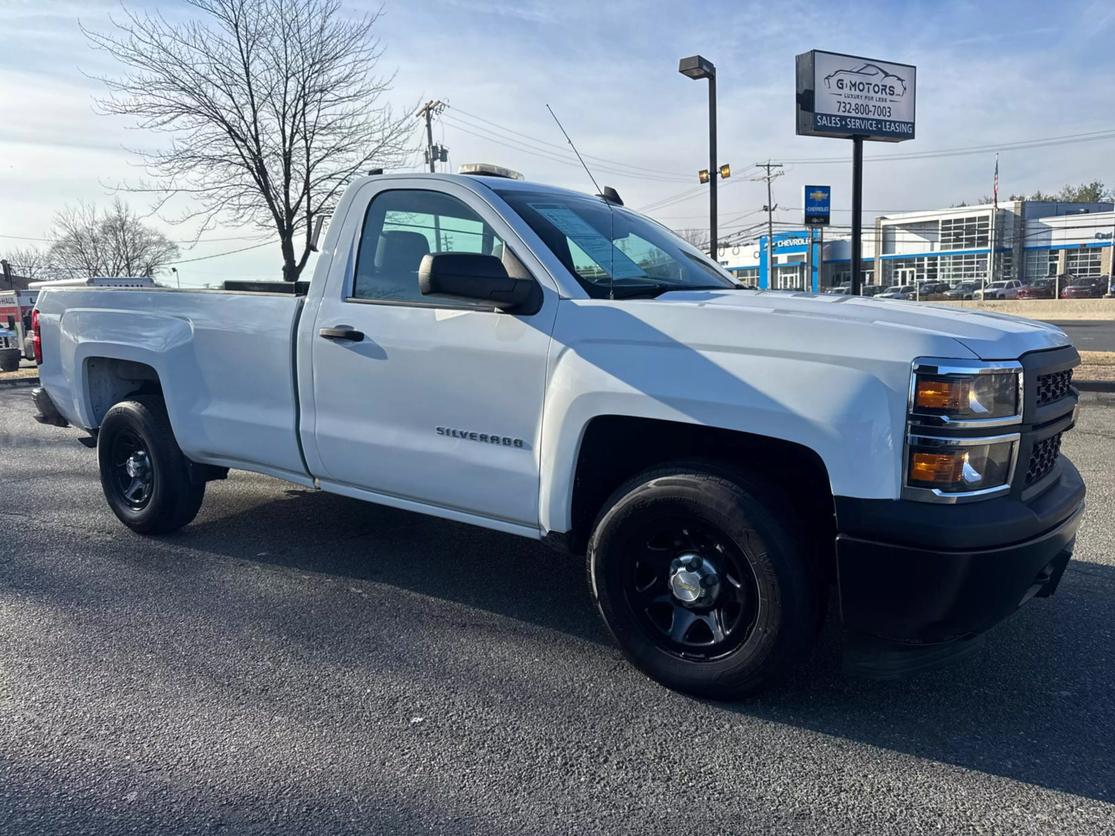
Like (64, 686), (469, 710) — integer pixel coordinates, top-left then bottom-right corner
(538, 339), (908, 535)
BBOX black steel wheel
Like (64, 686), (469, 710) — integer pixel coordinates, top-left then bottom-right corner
(97, 396), (205, 535)
(588, 463), (819, 699)
(108, 430), (155, 510)
(626, 519), (760, 661)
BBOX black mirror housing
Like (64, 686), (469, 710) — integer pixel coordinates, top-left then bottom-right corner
(418, 253), (540, 313)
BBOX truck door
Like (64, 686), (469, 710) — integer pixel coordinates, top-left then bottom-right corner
(306, 180), (557, 528)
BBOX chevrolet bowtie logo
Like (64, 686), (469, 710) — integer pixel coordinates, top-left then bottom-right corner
(808, 190), (827, 202)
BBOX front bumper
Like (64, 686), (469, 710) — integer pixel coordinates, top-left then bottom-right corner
(835, 456), (1085, 646)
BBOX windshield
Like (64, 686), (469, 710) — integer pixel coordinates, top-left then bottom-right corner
(495, 188), (736, 298)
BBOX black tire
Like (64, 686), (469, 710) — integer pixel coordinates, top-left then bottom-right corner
(97, 396), (205, 535)
(588, 463), (819, 700)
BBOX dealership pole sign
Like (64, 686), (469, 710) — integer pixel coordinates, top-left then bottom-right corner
(803, 185), (831, 227)
(796, 51), (916, 142)
(795, 50), (916, 296)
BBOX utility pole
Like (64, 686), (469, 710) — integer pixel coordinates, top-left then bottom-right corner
(416, 100), (448, 173)
(754, 162), (784, 288)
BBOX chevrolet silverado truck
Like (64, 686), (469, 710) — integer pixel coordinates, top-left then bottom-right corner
(31, 170), (1084, 699)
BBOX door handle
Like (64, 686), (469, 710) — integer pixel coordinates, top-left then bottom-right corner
(319, 326), (365, 342)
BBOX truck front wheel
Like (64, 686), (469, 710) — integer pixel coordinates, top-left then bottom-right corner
(588, 464), (818, 699)
(97, 397), (205, 535)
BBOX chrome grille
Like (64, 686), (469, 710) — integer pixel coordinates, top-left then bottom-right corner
(1036, 369), (1073, 406)
(1026, 433), (1062, 486)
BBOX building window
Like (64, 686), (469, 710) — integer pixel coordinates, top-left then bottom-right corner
(938, 253), (989, 282)
(1066, 248), (1103, 278)
(940, 215), (990, 250)
(1026, 249), (1058, 279)
(999, 252), (1013, 280)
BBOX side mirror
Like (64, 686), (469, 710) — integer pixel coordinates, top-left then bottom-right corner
(418, 253), (539, 313)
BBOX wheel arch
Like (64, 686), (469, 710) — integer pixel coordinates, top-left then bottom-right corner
(557, 415), (836, 561)
(83, 356), (165, 427)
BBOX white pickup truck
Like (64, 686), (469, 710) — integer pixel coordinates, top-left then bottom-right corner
(32, 170), (1085, 698)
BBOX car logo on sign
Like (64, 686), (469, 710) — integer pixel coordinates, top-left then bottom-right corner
(808, 190), (828, 202)
(823, 63), (907, 97)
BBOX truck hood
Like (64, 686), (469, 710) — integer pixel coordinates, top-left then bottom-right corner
(656, 289), (1070, 360)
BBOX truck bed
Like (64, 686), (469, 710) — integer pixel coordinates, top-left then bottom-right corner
(35, 286), (310, 483)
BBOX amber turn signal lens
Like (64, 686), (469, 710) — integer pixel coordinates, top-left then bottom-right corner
(914, 378), (969, 411)
(909, 451), (966, 485)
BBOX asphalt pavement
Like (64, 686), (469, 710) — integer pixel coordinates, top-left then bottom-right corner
(1, 387), (1113, 834)
(1045, 320), (1115, 353)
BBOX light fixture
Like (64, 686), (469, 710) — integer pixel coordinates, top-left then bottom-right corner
(678, 55), (716, 80)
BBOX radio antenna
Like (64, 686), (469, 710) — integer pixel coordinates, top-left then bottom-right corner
(546, 104), (602, 195)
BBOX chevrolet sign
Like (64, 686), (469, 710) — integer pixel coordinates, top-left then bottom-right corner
(804, 185), (831, 226)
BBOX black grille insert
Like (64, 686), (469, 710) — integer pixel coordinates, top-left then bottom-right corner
(1036, 369), (1073, 406)
(1026, 433), (1062, 485)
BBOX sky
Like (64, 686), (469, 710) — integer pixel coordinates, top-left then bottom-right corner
(2, 0), (1114, 285)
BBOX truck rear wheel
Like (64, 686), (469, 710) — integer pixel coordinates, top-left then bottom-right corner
(97, 396), (205, 535)
(587, 464), (818, 700)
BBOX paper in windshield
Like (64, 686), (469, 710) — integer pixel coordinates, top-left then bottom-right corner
(528, 203), (645, 279)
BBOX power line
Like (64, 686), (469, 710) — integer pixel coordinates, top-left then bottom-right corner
(447, 105), (695, 181)
(777, 128), (1115, 165)
(442, 116), (694, 184)
(0, 231), (271, 245)
(165, 240), (277, 265)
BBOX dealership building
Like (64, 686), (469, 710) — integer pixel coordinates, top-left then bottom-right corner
(719, 200), (1114, 290)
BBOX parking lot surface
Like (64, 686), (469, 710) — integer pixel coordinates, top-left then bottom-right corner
(1, 386), (1113, 834)
(1045, 321), (1115, 353)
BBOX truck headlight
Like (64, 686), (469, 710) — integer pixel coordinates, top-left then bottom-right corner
(907, 436), (1017, 494)
(912, 370), (1020, 422)
(905, 359), (1024, 502)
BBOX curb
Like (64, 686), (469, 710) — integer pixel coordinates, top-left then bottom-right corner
(1076, 380), (1115, 394)
(0, 376), (39, 388)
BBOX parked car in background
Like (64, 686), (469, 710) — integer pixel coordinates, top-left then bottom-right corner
(973, 280), (1023, 300)
(826, 283), (852, 295)
(1060, 277), (1105, 299)
(916, 281), (950, 300)
(876, 284), (916, 300)
(1017, 279), (1056, 300)
(944, 281), (979, 301)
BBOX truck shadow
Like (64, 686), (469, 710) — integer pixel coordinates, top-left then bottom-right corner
(179, 481), (1115, 804)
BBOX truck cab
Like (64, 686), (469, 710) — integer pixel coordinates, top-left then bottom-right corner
(31, 171), (1085, 699)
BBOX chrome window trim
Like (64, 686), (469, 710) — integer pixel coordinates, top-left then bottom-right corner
(901, 431), (1021, 504)
(907, 357), (1023, 430)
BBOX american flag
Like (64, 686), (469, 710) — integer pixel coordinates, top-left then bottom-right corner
(993, 153), (999, 208)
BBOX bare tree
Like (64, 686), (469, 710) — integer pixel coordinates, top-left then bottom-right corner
(85, 0), (415, 282)
(675, 227), (710, 251)
(0, 246), (51, 281)
(49, 200), (180, 278)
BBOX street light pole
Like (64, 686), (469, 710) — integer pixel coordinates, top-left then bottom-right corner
(679, 55), (718, 261)
(708, 72), (717, 262)
(171, 267), (180, 289)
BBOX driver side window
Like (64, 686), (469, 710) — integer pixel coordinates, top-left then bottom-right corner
(352, 189), (505, 304)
